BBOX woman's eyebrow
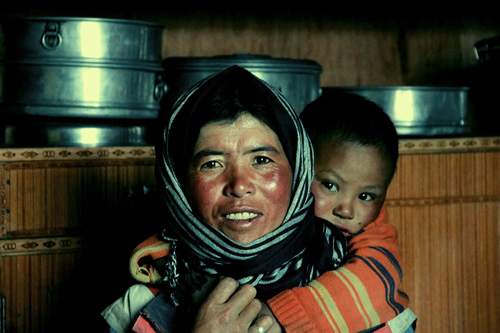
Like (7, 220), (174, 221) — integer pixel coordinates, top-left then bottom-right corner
(191, 145), (281, 164)
(191, 149), (225, 164)
(245, 145), (280, 155)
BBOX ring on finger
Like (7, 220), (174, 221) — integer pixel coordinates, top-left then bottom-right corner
(256, 325), (267, 333)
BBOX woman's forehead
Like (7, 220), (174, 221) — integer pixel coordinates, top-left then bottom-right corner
(194, 113), (285, 154)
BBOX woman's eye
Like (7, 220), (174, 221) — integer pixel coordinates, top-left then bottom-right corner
(321, 181), (339, 192)
(200, 160), (222, 170)
(253, 156), (272, 165)
(359, 193), (374, 201)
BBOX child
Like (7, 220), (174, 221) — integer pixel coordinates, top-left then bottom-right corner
(298, 90), (417, 332)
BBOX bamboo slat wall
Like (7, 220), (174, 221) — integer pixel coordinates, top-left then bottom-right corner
(0, 147), (158, 332)
(387, 137), (500, 332)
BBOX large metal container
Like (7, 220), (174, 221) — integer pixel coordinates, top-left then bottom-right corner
(161, 54), (322, 114)
(322, 86), (469, 136)
(0, 120), (154, 147)
(474, 36), (500, 68)
(0, 16), (165, 120)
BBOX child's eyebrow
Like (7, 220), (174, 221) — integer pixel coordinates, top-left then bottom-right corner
(322, 169), (344, 181)
(363, 184), (385, 192)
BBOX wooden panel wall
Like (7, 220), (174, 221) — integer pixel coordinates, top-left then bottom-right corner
(155, 12), (500, 88)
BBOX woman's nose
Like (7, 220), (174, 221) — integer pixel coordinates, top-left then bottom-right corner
(223, 167), (255, 198)
(333, 198), (354, 220)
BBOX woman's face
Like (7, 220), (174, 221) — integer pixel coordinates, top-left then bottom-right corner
(185, 113), (293, 244)
(311, 141), (389, 236)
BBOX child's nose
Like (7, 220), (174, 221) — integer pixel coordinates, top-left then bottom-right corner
(333, 199), (354, 220)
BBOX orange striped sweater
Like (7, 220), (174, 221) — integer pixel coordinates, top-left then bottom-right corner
(267, 206), (410, 332)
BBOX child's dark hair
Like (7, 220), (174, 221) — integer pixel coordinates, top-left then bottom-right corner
(300, 91), (399, 184)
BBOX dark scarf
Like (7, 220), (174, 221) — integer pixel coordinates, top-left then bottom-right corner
(155, 66), (346, 308)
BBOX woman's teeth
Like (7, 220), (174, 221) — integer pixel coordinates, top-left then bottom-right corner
(225, 212), (258, 220)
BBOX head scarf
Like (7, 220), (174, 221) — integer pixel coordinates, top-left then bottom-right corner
(156, 66), (344, 303)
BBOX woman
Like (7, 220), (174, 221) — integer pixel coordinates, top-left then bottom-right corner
(121, 65), (345, 332)
(103, 66), (410, 333)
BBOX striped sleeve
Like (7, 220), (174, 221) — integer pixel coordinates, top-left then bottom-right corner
(267, 206), (410, 332)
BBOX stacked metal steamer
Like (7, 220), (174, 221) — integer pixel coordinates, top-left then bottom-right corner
(0, 17), (165, 147)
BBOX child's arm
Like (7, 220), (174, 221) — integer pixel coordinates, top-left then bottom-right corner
(266, 206), (410, 332)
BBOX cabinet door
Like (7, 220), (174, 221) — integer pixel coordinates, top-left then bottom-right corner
(387, 141), (500, 333)
(0, 147), (159, 332)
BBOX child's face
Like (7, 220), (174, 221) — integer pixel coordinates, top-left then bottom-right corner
(311, 141), (390, 236)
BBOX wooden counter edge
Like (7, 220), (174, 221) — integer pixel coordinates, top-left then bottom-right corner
(0, 137), (499, 162)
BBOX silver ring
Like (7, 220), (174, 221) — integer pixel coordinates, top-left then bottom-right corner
(256, 325), (267, 333)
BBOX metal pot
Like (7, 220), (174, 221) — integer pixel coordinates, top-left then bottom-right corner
(0, 120), (154, 147)
(161, 54), (322, 114)
(322, 86), (469, 136)
(474, 36), (500, 67)
(0, 16), (165, 120)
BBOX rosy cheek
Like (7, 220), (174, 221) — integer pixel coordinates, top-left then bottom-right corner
(261, 168), (292, 201)
(313, 197), (329, 218)
(187, 175), (217, 215)
(311, 184), (330, 219)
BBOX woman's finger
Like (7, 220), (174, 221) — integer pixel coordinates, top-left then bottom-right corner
(249, 314), (274, 333)
(205, 277), (240, 304)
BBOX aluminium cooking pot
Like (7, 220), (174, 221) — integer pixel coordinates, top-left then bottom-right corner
(474, 36), (500, 68)
(0, 16), (165, 120)
(0, 16), (163, 63)
(161, 54), (322, 114)
(322, 86), (469, 136)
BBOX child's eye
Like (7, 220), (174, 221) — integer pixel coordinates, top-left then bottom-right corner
(253, 156), (272, 165)
(321, 181), (339, 193)
(358, 193), (375, 201)
(200, 160), (222, 170)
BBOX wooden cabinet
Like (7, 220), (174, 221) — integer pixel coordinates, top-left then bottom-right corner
(0, 146), (158, 332)
(0, 137), (499, 332)
(386, 136), (500, 332)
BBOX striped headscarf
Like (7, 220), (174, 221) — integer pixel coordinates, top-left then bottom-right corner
(156, 66), (345, 304)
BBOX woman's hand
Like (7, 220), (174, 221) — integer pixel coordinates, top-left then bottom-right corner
(258, 301), (283, 333)
(192, 277), (274, 333)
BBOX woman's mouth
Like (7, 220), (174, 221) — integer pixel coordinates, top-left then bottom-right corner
(224, 212), (259, 221)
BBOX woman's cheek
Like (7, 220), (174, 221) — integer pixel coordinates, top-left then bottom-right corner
(187, 175), (217, 213)
(261, 168), (292, 201)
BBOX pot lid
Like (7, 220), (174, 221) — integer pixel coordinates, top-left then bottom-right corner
(163, 53), (322, 73)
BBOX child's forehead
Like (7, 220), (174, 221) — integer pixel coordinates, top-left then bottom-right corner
(315, 141), (393, 184)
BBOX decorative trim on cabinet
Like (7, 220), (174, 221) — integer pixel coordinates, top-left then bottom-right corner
(386, 194), (500, 207)
(0, 236), (86, 256)
(399, 136), (500, 154)
(0, 146), (156, 162)
(0, 137), (498, 160)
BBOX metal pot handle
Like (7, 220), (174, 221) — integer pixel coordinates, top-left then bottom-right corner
(41, 21), (62, 50)
(154, 73), (168, 101)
